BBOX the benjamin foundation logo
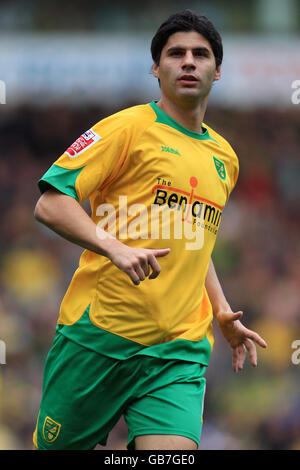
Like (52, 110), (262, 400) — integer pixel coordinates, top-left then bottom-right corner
(152, 176), (222, 229)
(96, 176), (223, 251)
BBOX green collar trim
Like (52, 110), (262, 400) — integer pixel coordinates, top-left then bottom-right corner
(150, 101), (216, 142)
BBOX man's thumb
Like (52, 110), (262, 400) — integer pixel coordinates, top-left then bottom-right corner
(231, 311), (243, 321)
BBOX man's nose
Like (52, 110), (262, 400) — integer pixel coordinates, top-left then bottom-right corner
(182, 51), (196, 68)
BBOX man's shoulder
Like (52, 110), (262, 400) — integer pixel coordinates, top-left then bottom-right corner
(204, 122), (238, 161)
(204, 122), (239, 190)
(93, 102), (156, 134)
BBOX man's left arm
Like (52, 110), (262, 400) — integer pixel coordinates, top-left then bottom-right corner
(205, 258), (267, 372)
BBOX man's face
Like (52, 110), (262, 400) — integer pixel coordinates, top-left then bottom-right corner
(153, 31), (221, 105)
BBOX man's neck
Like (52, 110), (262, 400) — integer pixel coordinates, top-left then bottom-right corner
(156, 96), (208, 134)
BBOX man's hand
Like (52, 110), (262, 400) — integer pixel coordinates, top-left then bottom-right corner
(34, 189), (171, 286)
(216, 311), (267, 372)
(105, 239), (170, 285)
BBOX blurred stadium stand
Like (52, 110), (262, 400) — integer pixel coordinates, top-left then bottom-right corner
(0, 0), (299, 450)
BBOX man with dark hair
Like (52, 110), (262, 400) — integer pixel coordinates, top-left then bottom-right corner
(33, 10), (267, 450)
(151, 10), (223, 68)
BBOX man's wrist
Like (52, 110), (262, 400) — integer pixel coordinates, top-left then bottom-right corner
(95, 231), (120, 259)
(213, 303), (232, 320)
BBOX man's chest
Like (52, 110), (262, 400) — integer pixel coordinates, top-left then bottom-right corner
(122, 126), (232, 212)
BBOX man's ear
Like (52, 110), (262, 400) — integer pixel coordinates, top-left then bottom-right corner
(152, 62), (159, 79)
(214, 65), (221, 82)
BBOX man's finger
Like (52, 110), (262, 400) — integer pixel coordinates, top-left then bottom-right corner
(127, 268), (141, 286)
(232, 347), (239, 373)
(134, 263), (146, 282)
(148, 254), (162, 279)
(140, 257), (150, 278)
(245, 329), (267, 349)
(238, 344), (246, 370)
(244, 338), (257, 367)
(143, 248), (170, 279)
(150, 248), (171, 257)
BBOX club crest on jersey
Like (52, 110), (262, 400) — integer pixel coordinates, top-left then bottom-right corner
(42, 416), (61, 443)
(213, 156), (226, 180)
(65, 129), (101, 158)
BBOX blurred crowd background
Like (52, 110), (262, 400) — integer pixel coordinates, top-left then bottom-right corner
(0, 0), (300, 450)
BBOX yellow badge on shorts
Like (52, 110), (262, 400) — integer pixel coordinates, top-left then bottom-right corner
(42, 416), (61, 443)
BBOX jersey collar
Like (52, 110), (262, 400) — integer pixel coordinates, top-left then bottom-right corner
(149, 101), (216, 142)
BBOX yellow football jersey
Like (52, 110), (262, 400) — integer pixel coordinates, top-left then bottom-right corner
(39, 101), (239, 365)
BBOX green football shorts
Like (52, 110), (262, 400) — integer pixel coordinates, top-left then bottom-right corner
(33, 332), (207, 450)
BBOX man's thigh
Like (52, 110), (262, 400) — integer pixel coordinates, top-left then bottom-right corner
(34, 332), (133, 450)
(125, 359), (207, 450)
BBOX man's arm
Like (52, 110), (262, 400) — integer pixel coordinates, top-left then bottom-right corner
(205, 258), (267, 372)
(34, 188), (170, 285)
(205, 258), (231, 315)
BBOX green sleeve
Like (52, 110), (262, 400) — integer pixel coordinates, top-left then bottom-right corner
(38, 164), (84, 201)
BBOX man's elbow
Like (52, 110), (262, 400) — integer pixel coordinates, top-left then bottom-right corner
(34, 198), (43, 223)
(34, 196), (50, 224)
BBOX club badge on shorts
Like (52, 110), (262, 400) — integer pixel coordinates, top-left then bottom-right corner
(42, 416), (61, 443)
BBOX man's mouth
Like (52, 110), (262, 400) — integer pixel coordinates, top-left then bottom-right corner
(178, 75), (198, 85)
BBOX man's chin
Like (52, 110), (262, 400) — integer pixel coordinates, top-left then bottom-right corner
(176, 89), (206, 102)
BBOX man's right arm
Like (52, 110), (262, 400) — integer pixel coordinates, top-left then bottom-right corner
(34, 188), (170, 285)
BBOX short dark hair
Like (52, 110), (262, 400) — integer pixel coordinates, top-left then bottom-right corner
(151, 10), (223, 69)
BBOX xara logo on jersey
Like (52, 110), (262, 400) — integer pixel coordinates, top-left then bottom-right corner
(161, 145), (181, 156)
(65, 129), (101, 158)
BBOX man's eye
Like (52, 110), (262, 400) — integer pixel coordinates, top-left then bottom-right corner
(195, 51), (209, 58)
